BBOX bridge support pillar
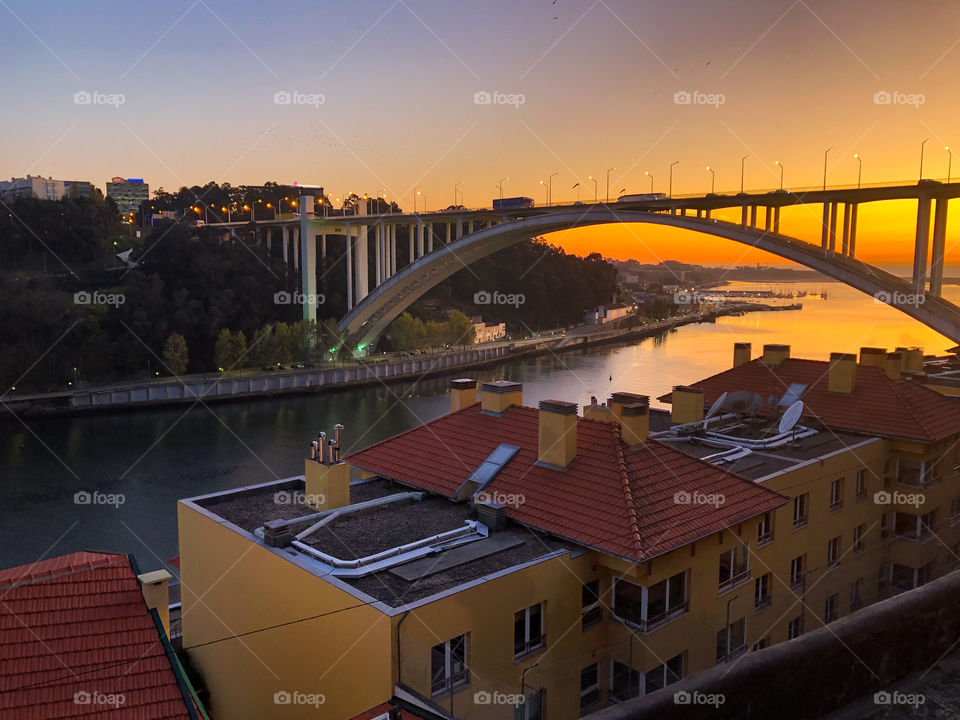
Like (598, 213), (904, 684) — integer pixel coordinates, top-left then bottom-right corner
(266, 227), (273, 253)
(416, 220), (424, 258)
(764, 207), (771, 231)
(773, 206), (781, 233)
(828, 202), (838, 253)
(749, 205), (757, 228)
(427, 222), (434, 252)
(929, 198), (948, 296)
(293, 227), (300, 271)
(456, 217), (463, 240)
(282, 225), (289, 264)
(299, 197), (316, 322)
(841, 203), (852, 256)
(408, 224), (415, 262)
(847, 205), (857, 257)
(374, 223), (382, 286)
(345, 222), (353, 311)
(821, 202), (830, 252)
(468, 220), (474, 234)
(321, 233), (326, 260)
(390, 224), (397, 276)
(740, 206), (747, 227)
(912, 196), (932, 294)
(355, 224), (369, 302)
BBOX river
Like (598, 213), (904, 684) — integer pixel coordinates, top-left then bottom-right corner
(3, 279), (959, 571)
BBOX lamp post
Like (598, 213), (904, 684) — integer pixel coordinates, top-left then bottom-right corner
(606, 167), (615, 203)
(775, 161), (784, 191)
(498, 177), (508, 200)
(417, 190), (426, 213)
(548, 170), (558, 206)
(920, 138), (930, 181)
(854, 154), (862, 189)
(572, 182), (581, 202)
(587, 175), (598, 202)
(539, 180), (548, 206)
(948, 147), (953, 184)
(413, 185), (422, 214)
(740, 154), (749, 194)
(645, 171), (654, 193)
(668, 161), (679, 198)
(823, 147), (832, 191)
(706, 166), (715, 194)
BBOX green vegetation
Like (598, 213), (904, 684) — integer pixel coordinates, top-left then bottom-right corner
(388, 311), (476, 351)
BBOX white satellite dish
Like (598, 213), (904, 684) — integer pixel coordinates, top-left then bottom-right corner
(705, 392), (727, 421)
(724, 389), (754, 413)
(779, 400), (804, 434)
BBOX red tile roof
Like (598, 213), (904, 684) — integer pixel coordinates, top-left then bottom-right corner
(657, 358), (960, 443)
(346, 404), (786, 562)
(0, 552), (195, 720)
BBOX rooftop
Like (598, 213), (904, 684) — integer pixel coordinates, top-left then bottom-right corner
(0, 552), (195, 719)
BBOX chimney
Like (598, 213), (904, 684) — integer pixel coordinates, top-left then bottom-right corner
(859, 347), (887, 368)
(827, 352), (857, 394)
(733, 342), (752, 367)
(480, 380), (523, 415)
(304, 426), (350, 510)
(137, 569), (172, 635)
(762, 344), (790, 367)
(671, 386), (704, 424)
(608, 391), (650, 419)
(896, 346), (924, 372)
(263, 519), (293, 547)
(449, 378), (478, 412)
(884, 352), (903, 380)
(538, 399), (578, 469)
(620, 401), (650, 445)
(583, 397), (616, 422)
(475, 499), (508, 532)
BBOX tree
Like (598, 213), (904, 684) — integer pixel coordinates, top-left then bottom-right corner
(162, 332), (189, 375)
(214, 328), (247, 370)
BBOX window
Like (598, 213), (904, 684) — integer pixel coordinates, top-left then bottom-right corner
(894, 510), (937, 540)
(431, 634), (468, 696)
(757, 512), (773, 546)
(582, 580), (602, 630)
(787, 615), (804, 640)
(754, 573), (771, 609)
(514, 603), (545, 659)
(718, 546), (749, 591)
(516, 689), (544, 720)
(644, 653), (684, 694)
(881, 512), (890, 540)
(897, 458), (939, 488)
(610, 661), (640, 702)
(955, 446), (960, 472)
(952, 496), (960, 523)
(793, 493), (809, 529)
(580, 664), (600, 712)
(612, 573), (687, 632)
(824, 594), (839, 623)
(850, 578), (863, 611)
(716, 618), (746, 663)
(790, 555), (806, 590)
(856, 470), (867, 501)
(830, 478), (843, 512)
(853, 524), (865, 555)
(752, 637), (769, 651)
(827, 536), (841, 567)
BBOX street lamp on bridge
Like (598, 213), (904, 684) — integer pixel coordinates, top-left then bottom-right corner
(775, 160), (784, 191)
(538, 180), (548, 206)
(669, 161), (679, 198)
(413, 185), (422, 213)
(822, 147), (832, 191)
(606, 167), (615, 203)
(645, 171), (654, 193)
(548, 170), (558, 206)
(947, 147), (953, 183)
(587, 176), (598, 202)
(854, 154), (862, 189)
(706, 166), (715, 194)
(498, 177), (509, 200)
(740, 155), (749, 194)
(920, 138), (930, 181)
(417, 189), (426, 213)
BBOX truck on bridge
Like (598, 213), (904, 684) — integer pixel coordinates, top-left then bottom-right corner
(493, 196), (535, 210)
(617, 192), (667, 202)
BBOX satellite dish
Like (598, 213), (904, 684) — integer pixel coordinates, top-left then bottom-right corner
(767, 395), (777, 408)
(705, 392), (727, 421)
(748, 393), (764, 416)
(724, 390), (754, 413)
(779, 400), (804, 434)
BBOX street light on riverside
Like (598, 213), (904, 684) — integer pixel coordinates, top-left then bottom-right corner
(498, 177), (508, 200)
(587, 175), (598, 202)
(740, 155), (749, 194)
(706, 166), (715, 194)
(669, 161), (679, 198)
(823, 147), (832, 191)
(775, 160), (784, 191)
(606, 167), (615, 203)
(645, 171), (654, 193)
(854, 154), (862, 189)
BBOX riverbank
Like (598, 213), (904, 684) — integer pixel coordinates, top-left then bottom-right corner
(3, 302), (794, 418)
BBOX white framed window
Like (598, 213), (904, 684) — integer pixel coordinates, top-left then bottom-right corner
(612, 573), (687, 632)
(580, 664), (600, 712)
(431, 634), (468, 696)
(850, 578), (863, 611)
(827, 536), (841, 567)
(716, 618), (746, 663)
(894, 510), (937, 540)
(853, 524), (865, 555)
(793, 493), (809, 529)
(829, 478), (843, 512)
(855, 469), (867, 501)
(718, 546), (749, 591)
(787, 615), (803, 639)
(609, 661), (640, 703)
(790, 554), (805, 590)
(754, 573), (771, 609)
(824, 593), (839, 623)
(951, 496), (960, 523)
(643, 653), (684, 694)
(581, 580), (602, 630)
(757, 512), (773, 546)
(514, 603), (545, 659)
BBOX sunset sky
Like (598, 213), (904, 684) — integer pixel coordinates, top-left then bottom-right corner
(2, 0), (959, 265)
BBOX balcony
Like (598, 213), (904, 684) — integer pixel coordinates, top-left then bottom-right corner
(718, 569), (751, 594)
(613, 602), (689, 634)
(514, 636), (545, 661)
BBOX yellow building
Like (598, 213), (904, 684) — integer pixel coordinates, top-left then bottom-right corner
(178, 346), (960, 720)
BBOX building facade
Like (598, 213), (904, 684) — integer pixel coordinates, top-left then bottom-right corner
(106, 176), (149, 217)
(471, 319), (506, 343)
